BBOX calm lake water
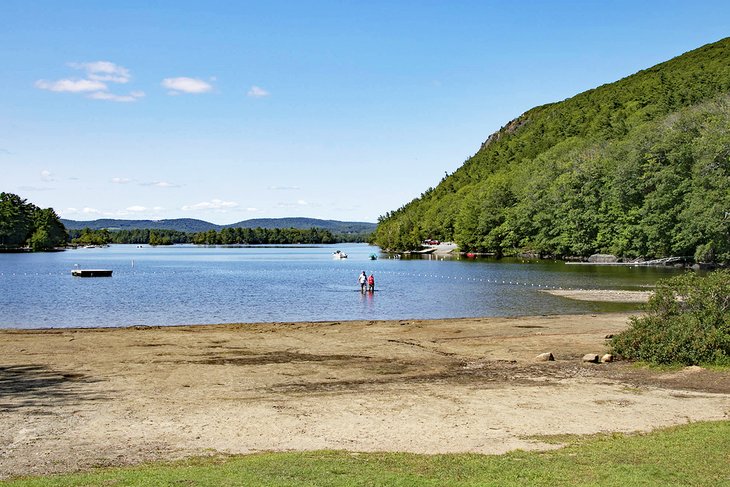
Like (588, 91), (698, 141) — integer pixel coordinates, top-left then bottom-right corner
(0, 244), (683, 329)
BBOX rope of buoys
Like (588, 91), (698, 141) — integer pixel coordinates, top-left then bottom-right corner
(0, 264), (594, 291)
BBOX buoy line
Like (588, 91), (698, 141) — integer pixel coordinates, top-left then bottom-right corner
(0, 266), (586, 291)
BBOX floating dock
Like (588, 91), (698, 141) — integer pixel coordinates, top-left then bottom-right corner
(71, 269), (113, 277)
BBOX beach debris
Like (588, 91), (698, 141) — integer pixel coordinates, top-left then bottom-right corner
(535, 352), (555, 361)
(582, 353), (600, 363)
(601, 354), (614, 363)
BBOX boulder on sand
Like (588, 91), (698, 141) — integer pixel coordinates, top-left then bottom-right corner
(582, 353), (599, 363)
(535, 352), (555, 361)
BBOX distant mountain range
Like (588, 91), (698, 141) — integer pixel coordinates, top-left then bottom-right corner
(61, 217), (377, 234)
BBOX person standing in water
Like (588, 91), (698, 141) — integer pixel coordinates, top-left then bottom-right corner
(367, 273), (375, 292)
(358, 271), (367, 293)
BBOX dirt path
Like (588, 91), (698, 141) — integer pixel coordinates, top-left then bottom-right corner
(1, 313), (728, 479)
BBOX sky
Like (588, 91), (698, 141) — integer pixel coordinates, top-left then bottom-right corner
(1, 1), (729, 224)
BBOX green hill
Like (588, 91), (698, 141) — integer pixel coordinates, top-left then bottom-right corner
(60, 218), (217, 233)
(373, 38), (730, 263)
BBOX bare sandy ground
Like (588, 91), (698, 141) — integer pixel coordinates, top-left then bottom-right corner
(543, 289), (653, 302)
(1, 313), (729, 479)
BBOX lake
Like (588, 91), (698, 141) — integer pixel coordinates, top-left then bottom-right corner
(0, 244), (682, 329)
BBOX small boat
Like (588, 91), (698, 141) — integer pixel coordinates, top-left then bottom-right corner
(333, 250), (348, 259)
(71, 269), (113, 277)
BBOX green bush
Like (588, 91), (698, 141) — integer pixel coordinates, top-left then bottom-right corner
(611, 270), (730, 365)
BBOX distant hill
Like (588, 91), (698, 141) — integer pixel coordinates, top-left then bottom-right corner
(60, 218), (218, 233)
(61, 217), (376, 234)
(373, 37), (730, 263)
(224, 218), (376, 234)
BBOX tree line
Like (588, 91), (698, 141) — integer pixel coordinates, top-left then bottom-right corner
(68, 226), (346, 245)
(373, 38), (730, 263)
(0, 193), (67, 251)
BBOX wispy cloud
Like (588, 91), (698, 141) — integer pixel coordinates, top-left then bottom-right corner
(182, 199), (238, 211)
(35, 78), (107, 93)
(89, 90), (144, 102)
(247, 85), (270, 98)
(126, 205), (147, 212)
(162, 77), (213, 94)
(65, 207), (102, 216)
(68, 61), (131, 83)
(40, 169), (55, 182)
(35, 61), (143, 102)
(139, 180), (180, 188)
(111, 177), (132, 184)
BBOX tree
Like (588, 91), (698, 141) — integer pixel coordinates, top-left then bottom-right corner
(0, 192), (34, 248)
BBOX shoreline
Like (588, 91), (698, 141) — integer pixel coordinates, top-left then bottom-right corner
(1, 312), (728, 479)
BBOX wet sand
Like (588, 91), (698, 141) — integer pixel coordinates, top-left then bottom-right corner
(542, 289), (653, 302)
(1, 313), (729, 479)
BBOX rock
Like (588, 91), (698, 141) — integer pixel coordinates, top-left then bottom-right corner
(588, 254), (618, 263)
(582, 354), (599, 363)
(601, 354), (614, 363)
(535, 352), (554, 361)
(605, 334), (614, 339)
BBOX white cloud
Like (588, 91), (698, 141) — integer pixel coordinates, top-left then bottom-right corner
(82, 207), (102, 215)
(152, 181), (175, 188)
(247, 85), (270, 98)
(182, 199), (238, 211)
(126, 205), (147, 212)
(245, 207), (259, 212)
(69, 61), (131, 83)
(162, 77), (213, 94)
(40, 169), (55, 182)
(88, 90), (145, 102)
(36, 61), (142, 102)
(35, 78), (107, 93)
(111, 177), (132, 184)
(140, 180), (180, 188)
(277, 199), (317, 209)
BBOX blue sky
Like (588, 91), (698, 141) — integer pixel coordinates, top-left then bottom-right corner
(2, 1), (728, 224)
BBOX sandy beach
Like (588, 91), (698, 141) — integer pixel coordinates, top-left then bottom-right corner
(1, 312), (729, 479)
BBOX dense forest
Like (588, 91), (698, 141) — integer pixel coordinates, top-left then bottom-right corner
(373, 38), (730, 263)
(69, 226), (342, 246)
(0, 193), (67, 251)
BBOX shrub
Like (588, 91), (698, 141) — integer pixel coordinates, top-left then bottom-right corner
(610, 269), (730, 366)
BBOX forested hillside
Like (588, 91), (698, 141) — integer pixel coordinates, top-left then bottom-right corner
(373, 38), (730, 263)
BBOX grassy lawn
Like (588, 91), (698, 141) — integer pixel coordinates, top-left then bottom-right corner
(3, 421), (729, 486)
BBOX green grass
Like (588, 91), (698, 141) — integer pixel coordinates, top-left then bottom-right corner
(3, 421), (729, 486)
